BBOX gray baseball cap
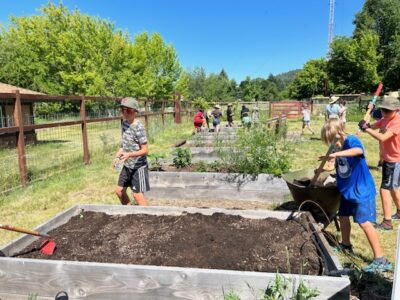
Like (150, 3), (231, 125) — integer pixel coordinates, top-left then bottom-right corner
(377, 96), (400, 111)
(120, 97), (139, 110)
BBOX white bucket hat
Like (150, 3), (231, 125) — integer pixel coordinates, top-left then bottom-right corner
(329, 96), (340, 104)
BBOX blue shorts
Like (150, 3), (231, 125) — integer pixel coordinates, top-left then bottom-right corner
(338, 197), (376, 224)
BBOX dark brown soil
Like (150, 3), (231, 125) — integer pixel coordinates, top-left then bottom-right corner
(15, 211), (322, 275)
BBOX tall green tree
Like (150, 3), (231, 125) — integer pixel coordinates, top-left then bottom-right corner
(0, 3), (181, 100)
(187, 67), (206, 100)
(328, 32), (381, 93)
(288, 59), (328, 99)
(134, 32), (181, 99)
(353, 0), (400, 89)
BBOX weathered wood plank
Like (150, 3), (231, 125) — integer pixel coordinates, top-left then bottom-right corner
(0, 258), (350, 299)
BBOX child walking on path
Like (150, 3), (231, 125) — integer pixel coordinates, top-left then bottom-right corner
(321, 119), (391, 272)
(359, 95), (400, 231)
(113, 97), (150, 206)
(301, 104), (315, 135)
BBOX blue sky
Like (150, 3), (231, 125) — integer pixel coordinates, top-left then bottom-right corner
(0, 0), (365, 82)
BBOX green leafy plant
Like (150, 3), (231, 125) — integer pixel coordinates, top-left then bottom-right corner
(223, 291), (241, 300)
(195, 161), (208, 172)
(192, 97), (209, 110)
(292, 280), (320, 300)
(173, 148), (192, 168)
(27, 294), (38, 300)
(218, 127), (291, 176)
(264, 273), (290, 300)
(148, 153), (165, 171)
(263, 273), (319, 300)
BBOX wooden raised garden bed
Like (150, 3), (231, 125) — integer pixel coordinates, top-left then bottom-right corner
(0, 205), (350, 299)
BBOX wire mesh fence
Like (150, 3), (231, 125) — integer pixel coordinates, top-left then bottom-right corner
(0, 92), (187, 194)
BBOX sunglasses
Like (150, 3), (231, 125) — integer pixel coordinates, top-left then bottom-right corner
(121, 107), (136, 114)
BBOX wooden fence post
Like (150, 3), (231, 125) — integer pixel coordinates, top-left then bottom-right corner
(161, 99), (165, 128)
(144, 98), (149, 132)
(14, 90), (28, 186)
(268, 101), (272, 118)
(174, 94), (181, 124)
(80, 95), (90, 165)
(188, 101), (193, 122)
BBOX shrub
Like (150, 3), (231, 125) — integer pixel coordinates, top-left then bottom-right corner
(148, 153), (165, 171)
(217, 127), (291, 176)
(173, 148), (192, 168)
(192, 97), (209, 110)
(195, 161), (208, 172)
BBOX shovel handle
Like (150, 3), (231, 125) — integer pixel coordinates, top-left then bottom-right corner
(0, 224), (50, 239)
(364, 83), (383, 122)
(310, 143), (335, 186)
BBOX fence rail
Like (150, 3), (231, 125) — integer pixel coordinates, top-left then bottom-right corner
(0, 91), (188, 189)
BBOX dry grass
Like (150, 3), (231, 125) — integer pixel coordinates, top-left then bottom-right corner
(0, 116), (396, 298)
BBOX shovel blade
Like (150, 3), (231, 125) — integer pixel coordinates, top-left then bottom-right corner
(40, 239), (56, 255)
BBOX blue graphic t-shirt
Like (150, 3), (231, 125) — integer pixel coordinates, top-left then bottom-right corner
(335, 135), (376, 203)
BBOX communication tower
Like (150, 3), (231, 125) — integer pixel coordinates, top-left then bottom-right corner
(328, 0), (335, 55)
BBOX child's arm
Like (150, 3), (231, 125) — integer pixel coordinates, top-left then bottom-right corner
(329, 147), (363, 158)
(364, 127), (395, 142)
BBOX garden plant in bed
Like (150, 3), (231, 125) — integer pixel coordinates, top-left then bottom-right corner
(155, 127), (292, 176)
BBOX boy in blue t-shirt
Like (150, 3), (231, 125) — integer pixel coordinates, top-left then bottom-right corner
(320, 119), (391, 273)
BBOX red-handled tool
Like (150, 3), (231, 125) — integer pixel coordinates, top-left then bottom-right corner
(365, 83), (383, 121)
(0, 223), (56, 255)
(357, 83), (383, 135)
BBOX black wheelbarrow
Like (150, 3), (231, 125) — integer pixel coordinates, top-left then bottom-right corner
(282, 169), (341, 227)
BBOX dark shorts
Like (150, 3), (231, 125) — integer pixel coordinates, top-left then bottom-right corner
(118, 165), (150, 193)
(381, 161), (400, 190)
(338, 197), (376, 224)
(194, 122), (203, 128)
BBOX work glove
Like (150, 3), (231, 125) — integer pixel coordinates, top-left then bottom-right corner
(358, 120), (371, 131)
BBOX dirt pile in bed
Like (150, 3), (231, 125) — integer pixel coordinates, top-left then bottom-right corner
(16, 211), (322, 275)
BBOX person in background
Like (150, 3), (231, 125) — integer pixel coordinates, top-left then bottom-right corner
(240, 105), (250, 119)
(241, 105), (251, 128)
(211, 105), (223, 132)
(359, 95), (400, 231)
(339, 100), (347, 129)
(301, 103), (315, 135)
(252, 106), (259, 126)
(204, 108), (210, 130)
(227, 103), (234, 127)
(113, 97), (149, 206)
(321, 118), (391, 273)
(325, 96), (341, 121)
(193, 108), (205, 133)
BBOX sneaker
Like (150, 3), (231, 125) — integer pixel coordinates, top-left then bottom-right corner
(363, 259), (392, 273)
(333, 243), (354, 254)
(374, 221), (393, 231)
(391, 211), (400, 220)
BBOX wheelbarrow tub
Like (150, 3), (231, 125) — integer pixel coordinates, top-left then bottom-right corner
(282, 169), (341, 223)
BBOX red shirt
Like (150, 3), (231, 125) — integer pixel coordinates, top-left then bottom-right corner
(375, 113), (400, 162)
(194, 111), (204, 124)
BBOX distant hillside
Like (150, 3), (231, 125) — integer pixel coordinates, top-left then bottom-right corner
(274, 69), (300, 91)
